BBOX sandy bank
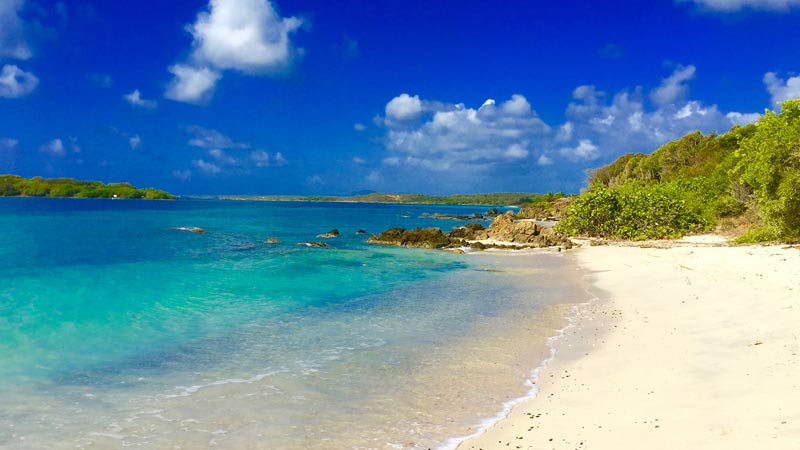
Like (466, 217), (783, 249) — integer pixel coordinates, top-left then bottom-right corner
(458, 242), (800, 450)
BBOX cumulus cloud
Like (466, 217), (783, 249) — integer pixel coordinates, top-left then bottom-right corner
(187, 125), (249, 149)
(124, 89), (158, 108)
(0, 64), (38, 98)
(184, 126), (285, 175)
(39, 138), (65, 157)
(129, 135), (142, 149)
(193, 158), (222, 174)
(763, 72), (800, 107)
(165, 0), (303, 103)
(250, 150), (270, 167)
(165, 64), (222, 104)
(372, 65), (769, 192)
(677, 0), (800, 12)
(650, 65), (696, 105)
(537, 154), (553, 166)
(385, 93), (423, 121)
(382, 94), (549, 172)
(0, 0), (31, 60)
(353, 123), (366, 131)
(559, 139), (600, 162)
(726, 111), (762, 125)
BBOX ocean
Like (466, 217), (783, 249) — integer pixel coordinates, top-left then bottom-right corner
(0, 198), (590, 449)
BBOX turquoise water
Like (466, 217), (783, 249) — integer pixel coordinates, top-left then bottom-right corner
(0, 198), (587, 449)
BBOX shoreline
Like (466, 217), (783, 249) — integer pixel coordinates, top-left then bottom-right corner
(457, 240), (800, 449)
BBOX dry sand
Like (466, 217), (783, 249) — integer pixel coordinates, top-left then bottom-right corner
(458, 241), (800, 450)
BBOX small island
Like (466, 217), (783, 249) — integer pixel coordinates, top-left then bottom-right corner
(0, 175), (175, 200)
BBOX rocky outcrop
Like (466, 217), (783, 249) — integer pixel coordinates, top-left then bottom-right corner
(367, 211), (573, 250)
(368, 227), (452, 249)
(368, 211), (573, 251)
(356, 229), (367, 235)
(265, 238), (281, 244)
(317, 229), (340, 238)
(448, 223), (489, 240)
(486, 211), (573, 249)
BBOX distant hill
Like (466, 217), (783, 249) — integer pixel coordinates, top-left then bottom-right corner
(0, 175), (175, 200)
(218, 192), (559, 206)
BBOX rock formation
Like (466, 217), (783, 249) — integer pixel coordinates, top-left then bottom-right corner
(317, 229), (340, 238)
(368, 212), (573, 251)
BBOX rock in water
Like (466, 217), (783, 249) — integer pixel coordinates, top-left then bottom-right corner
(175, 226), (205, 233)
(367, 227), (452, 249)
(265, 238), (281, 244)
(317, 229), (340, 238)
(299, 242), (328, 248)
(356, 229), (367, 235)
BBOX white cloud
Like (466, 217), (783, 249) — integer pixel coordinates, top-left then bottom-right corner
(0, 0), (31, 60)
(173, 169), (192, 181)
(165, 64), (222, 104)
(0, 137), (18, 151)
(763, 72), (800, 107)
(677, 0), (800, 12)
(385, 93), (423, 121)
(650, 65), (696, 105)
(124, 89), (158, 109)
(129, 135), (142, 149)
(726, 111), (762, 126)
(193, 158), (222, 174)
(0, 64), (38, 98)
(537, 154), (553, 166)
(250, 149), (270, 167)
(208, 148), (238, 165)
(382, 94), (548, 171)
(559, 65), (762, 162)
(372, 65), (769, 191)
(273, 151), (287, 166)
(353, 123), (366, 131)
(559, 139), (599, 161)
(187, 125), (249, 149)
(352, 156), (366, 165)
(166, 0), (303, 103)
(39, 138), (65, 157)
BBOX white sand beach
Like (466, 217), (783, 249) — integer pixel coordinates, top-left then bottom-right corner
(459, 241), (800, 449)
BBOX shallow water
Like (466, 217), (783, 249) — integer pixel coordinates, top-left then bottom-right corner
(0, 198), (589, 449)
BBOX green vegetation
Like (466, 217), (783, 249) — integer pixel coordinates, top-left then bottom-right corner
(555, 99), (800, 242)
(220, 192), (548, 206)
(0, 175), (175, 199)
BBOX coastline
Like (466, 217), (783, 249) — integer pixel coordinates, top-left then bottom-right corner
(457, 240), (800, 449)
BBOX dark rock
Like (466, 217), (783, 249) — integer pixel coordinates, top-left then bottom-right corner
(453, 248), (466, 254)
(300, 242), (328, 248)
(367, 227), (451, 249)
(317, 229), (340, 238)
(356, 229), (367, 235)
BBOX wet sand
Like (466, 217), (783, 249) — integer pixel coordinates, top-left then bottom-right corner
(459, 242), (800, 449)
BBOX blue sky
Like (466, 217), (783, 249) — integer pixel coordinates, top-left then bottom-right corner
(1, 0), (799, 195)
